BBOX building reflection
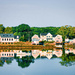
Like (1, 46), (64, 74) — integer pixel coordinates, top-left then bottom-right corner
(0, 48), (75, 67)
(65, 48), (75, 54)
(31, 49), (62, 59)
(53, 48), (62, 57)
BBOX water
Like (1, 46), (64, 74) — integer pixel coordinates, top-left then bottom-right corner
(0, 49), (75, 75)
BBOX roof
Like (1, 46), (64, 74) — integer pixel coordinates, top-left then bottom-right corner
(14, 36), (20, 39)
(0, 34), (14, 37)
(40, 33), (47, 36)
(46, 33), (52, 36)
(32, 34), (39, 39)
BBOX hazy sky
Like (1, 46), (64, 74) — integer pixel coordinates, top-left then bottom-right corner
(0, 0), (75, 27)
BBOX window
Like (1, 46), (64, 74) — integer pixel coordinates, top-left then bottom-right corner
(58, 38), (60, 39)
(56, 40), (59, 42)
(5, 39), (6, 41)
(2, 54), (4, 56)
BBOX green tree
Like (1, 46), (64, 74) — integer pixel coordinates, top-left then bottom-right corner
(0, 24), (5, 33)
(16, 24), (31, 32)
(4, 27), (13, 34)
(57, 25), (75, 40)
(16, 24), (31, 41)
(14, 32), (21, 36)
(19, 36), (24, 41)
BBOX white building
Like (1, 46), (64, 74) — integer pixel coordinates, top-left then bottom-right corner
(0, 34), (20, 44)
(46, 33), (53, 41)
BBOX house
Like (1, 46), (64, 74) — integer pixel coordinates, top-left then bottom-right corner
(53, 49), (62, 57)
(54, 35), (62, 47)
(16, 51), (31, 58)
(31, 34), (40, 45)
(65, 49), (70, 54)
(55, 35), (62, 43)
(68, 38), (75, 45)
(40, 50), (53, 59)
(0, 50), (14, 63)
(46, 50), (53, 59)
(40, 51), (46, 57)
(0, 34), (14, 44)
(46, 33), (53, 41)
(65, 38), (69, 43)
(14, 35), (20, 42)
(40, 33), (47, 41)
(0, 51), (14, 58)
(32, 50), (40, 59)
(0, 34), (20, 44)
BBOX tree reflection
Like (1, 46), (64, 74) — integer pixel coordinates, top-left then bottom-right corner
(0, 60), (4, 67)
(60, 53), (75, 67)
(15, 56), (34, 68)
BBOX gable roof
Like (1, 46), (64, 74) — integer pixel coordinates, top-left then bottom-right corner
(32, 34), (39, 39)
(14, 36), (20, 39)
(0, 34), (14, 37)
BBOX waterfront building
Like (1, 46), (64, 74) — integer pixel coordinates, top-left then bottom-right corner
(0, 34), (20, 44)
(65, 38), (69, 43)
(31, 34), (40, 45)
(54, 35), (62, 47)
(54, 35), (62, 43)
(46, 33), (53, 41)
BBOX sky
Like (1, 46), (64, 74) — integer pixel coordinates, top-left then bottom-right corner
(0, 0), (75, 27)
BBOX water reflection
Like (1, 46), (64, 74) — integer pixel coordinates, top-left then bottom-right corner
(60, 48), (75, 67)
(0, 48), (75, 68)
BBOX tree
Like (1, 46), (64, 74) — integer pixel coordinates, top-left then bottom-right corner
(16, 24), (31, 41)
(19, 36), (24, 41)
(14, 32), (21, 36)
(4, 27), (13, 34)
(57, 25), (75, 41)
(16, 24), (31, 32)
(0, 24), (5, 33)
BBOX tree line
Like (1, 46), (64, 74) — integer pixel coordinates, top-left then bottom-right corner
(0, 24), (75, 41)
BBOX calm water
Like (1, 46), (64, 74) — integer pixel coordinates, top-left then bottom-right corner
(0, 49), (75, 75)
